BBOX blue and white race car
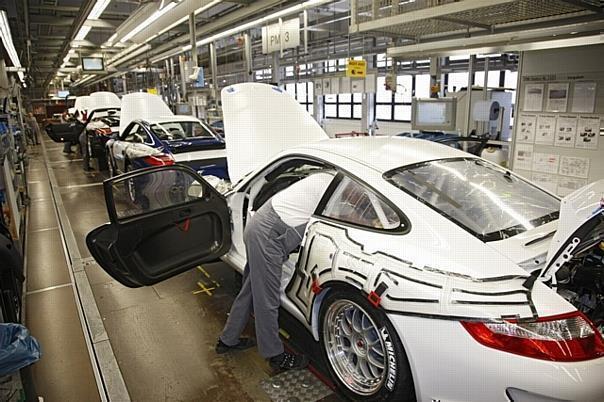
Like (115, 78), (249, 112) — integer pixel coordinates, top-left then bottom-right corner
(106, 93), (228, 180)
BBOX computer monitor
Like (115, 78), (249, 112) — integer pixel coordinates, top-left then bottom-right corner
(81, 57), (105, 72)
(176, 103), (192, 115)
(412, 98), (457, 131)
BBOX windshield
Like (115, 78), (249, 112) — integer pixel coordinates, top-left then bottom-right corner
(150, 121), (218, 141)
(384, 158), (560, 241)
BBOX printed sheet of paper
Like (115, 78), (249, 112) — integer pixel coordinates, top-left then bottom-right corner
(575, 116), (600, 150)
(559, 155), (590, 178)
(535, 115), (556, 145)
(557, 177), (587, 197)
(531, 173), (558, 194)
(513, 143), (534, 171)
(546, 82), (569, 112)
(571, 81), (597, 113)
(532, 153), (560, 174)
(516, 115), (536, 143)
(554, 116), (578, 148)
(523, 83), (544, 112)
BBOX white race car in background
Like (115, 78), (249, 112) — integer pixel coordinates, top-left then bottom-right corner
(106, 92), (228, 179)
(86, 83), (604, 402)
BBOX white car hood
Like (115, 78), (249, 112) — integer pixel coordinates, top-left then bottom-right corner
(542, 179), (604, 279)
(221, 83), (328, 183)
(74, 96), (92, 122)
(119, 92), (174, 135)
(89, 91), (120, 113)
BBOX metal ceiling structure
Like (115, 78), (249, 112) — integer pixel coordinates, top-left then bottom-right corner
(2, 0), (603, 96)
(350, 0), (604, 59)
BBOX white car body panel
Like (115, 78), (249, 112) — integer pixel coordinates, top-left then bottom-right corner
(172, 148), (226, 163)
(544, 179), (604, 278)
(221, 83), (329, 184)
(212, 84), (604, 401)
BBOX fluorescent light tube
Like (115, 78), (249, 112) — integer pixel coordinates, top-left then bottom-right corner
(75, 25), (92, 41)
(0, 10), (24, 81)
(89, 0), (112, 20)
(120, 1), (177, 43)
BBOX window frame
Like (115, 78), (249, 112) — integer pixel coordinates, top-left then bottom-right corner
(284, 82), (314, 113)
(316, 172), (410, 235)
(375, 75), (414, 122)
(323, 93), (363, 120)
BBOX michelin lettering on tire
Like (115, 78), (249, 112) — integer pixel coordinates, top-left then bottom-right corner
(381, 326), (397, 392)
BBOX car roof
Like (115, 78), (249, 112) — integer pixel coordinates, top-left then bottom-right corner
(294, 136), (473, 173)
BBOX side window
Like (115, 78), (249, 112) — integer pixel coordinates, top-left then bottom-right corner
(252, 160), (331, 210)
(124, 124), (140, 142)
(150, 124), (166, 139)
(322, 176), (401, 230)
(124, 124), (152, 144)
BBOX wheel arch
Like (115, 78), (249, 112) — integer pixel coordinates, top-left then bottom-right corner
(310, 281), (369, 341)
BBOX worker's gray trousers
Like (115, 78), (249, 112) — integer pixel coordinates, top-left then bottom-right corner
(79, 131), (89, 169)
(220, 201), (305, 359)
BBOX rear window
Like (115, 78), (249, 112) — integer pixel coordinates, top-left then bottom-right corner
(384, 158), (560, 241)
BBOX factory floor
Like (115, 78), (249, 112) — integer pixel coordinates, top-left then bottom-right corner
(24, 133), (341, 402)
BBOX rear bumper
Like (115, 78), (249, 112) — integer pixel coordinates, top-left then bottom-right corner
(389, 314), (604, 402)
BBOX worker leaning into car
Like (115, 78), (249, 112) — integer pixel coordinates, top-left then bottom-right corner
(216, 170), (335, 372)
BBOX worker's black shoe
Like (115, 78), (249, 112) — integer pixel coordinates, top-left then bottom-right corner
(268, 352), (309, 372)
(215, 337), (255, 354)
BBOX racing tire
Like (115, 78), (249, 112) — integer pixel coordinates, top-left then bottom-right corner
(319, 288), (416, 402)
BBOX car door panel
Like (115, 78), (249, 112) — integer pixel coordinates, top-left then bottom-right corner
(86, 165), (231, 287)
(45, 122), (84, 143)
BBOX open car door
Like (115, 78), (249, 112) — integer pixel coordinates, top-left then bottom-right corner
(86, 165), (231, 287)
(45, 121), (84, 143)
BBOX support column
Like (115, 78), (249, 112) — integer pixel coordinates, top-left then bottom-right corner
(313, 62), (324, 125)
(271, 52), (281, 85)
(189, 13), (198, 68)
(465, 55), (475, 136)
(362, 52), (376, 135)
(209, 42), (218, 102)
(179, 55), (187, 101)
(243, 32), (253, 82)
(429, 56), (442, 98)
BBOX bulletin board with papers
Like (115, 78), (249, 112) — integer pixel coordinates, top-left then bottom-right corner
(511, 46), (604, 197)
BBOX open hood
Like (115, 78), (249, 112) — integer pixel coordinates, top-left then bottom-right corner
(221, 83), (328, 183)
(119, 92), (174, 135)
(542, 179), (604, 280)
(73, 96), (91, 121)
(89, 92), (120, 114)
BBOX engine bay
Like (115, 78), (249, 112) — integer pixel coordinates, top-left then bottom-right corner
(556, 242), (604, 335)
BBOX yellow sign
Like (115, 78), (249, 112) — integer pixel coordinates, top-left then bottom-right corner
(346, 59), (367, 78)
(147, 88), (158, 95)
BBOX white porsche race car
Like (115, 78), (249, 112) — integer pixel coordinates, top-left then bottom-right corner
(86, 83), (604, 402)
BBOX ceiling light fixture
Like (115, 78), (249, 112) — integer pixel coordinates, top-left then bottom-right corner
(75, 25), (92, 41)
(120, 1), (178, 43)
(0, 10), (25, 82)
(88, 0), (112, 20)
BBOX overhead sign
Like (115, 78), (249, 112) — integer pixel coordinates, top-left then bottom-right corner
(346, 59), (367, 78)
(262, 18), (300, 54)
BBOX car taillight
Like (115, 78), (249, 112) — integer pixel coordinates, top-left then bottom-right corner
(461, 311), (604, 362)
(143, 154), (175, 166)
(97, 127), (112, 136)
